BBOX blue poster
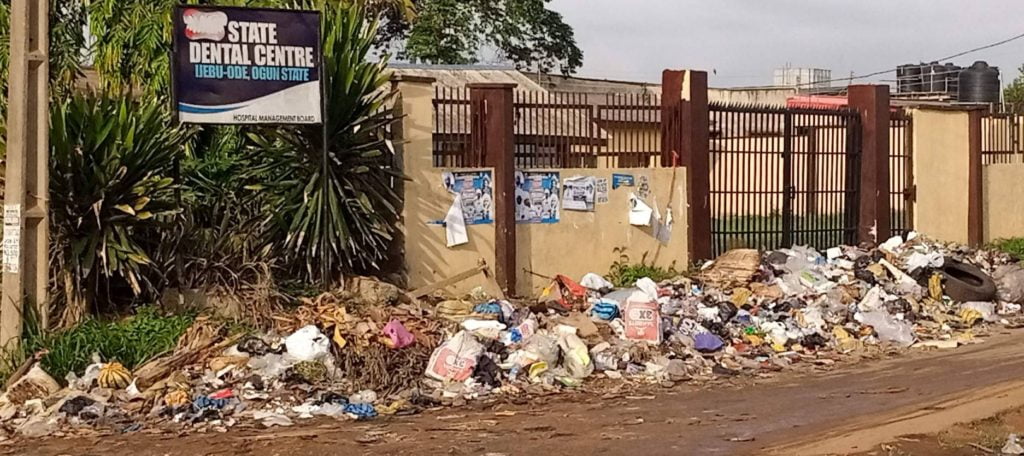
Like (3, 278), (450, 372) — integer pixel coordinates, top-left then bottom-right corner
(515, 171), (560, 224)
(443, 171), (493, 225)
(612, 173), (635, 189)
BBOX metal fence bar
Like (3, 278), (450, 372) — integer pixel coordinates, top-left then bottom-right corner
(709, 102), (862, 256)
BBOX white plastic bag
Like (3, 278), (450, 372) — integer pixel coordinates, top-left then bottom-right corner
(284, 325), (330, 362)
(425, 331), (484, 382)
(580, 273), (614, 291)
(856, 311), (915, 347)
(557, 333), (593, 379)
(963, 302), (998, 322)
(461, 319), (507, 340)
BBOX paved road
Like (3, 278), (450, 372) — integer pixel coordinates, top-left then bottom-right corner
(12, 329), (1024, 456)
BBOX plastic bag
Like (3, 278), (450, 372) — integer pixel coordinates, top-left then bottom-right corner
(557, 333), (593, 379)
(461, 319), (507, 340)
(425, 331), (484, 382)
(636, 278), (660, 301)
(580, 273), (614, 291)
(856, 311), (915, 347)
(382, 319), (415, 349)
(519, 332), (559, 366)
(502, 315), (538, 345)
(622, 291), (662, 344)
(284, 325), (329, 362)
(995, 264), (1024, 304)
(962, 302), (998, 322)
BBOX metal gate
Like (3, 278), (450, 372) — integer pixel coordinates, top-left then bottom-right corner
(890, 110), (914, 236)
(709, 103), (862, 256)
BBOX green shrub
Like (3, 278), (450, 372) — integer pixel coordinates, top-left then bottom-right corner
(991, 238), (1024, 262)
(250, 3), (400, 284)
(27, 307), (194, 381)
(607, 248), (679, 288)
(50, 93), (186, 324)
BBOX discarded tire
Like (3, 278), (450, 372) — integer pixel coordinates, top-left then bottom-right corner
(941, 261), (997, 302)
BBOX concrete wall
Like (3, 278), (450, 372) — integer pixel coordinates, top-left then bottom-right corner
(515, 168), (689, 295)
(395, 78), (499, 296)
(984, 164), (1024, 241)
(709, 87), (797, 106)
(911, 108), (971, 244)
(396, 78), (689, 297)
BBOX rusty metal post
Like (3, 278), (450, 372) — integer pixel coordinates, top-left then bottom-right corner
(672, 70), (712, 261)
(848, 85), (891, 244)
(469, 83), (517, 296)
(3, 0), (50, 348)
(661, 70), (684, 167)
(968, 109), (984, 246)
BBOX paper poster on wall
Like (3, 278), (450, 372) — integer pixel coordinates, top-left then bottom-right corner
(515, 171), (561, 224)
(3, 204), (20, 273)
(595, 178), (609, 204)
(612, 173), (635, 189)
(562, 176), (596, 212)
(444, 195), (469, 247)
(628, 193), (653, 226)
(637, 175), (651, 199)
(442, 171), (493, 225)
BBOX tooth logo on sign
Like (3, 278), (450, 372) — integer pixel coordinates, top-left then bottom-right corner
(183, 9), (228, 41)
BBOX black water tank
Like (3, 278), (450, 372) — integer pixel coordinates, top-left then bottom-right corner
(896, 65), (911, 93)
(928, 62), (947, 92)
(902, 64), (922, 92)
(943, 63), (961, 95)
(959, 61), (1000, 104)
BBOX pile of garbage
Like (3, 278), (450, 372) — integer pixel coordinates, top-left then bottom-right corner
(3, 233), (1024, 438)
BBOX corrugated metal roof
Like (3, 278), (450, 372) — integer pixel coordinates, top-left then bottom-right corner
(391, 65), (547, 92)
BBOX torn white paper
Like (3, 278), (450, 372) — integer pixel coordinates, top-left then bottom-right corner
(445, 195), (469, 247)
(628, 193), (653, 226)
(655, 207), (673, 244)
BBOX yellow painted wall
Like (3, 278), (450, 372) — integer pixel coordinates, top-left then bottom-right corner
(911, 108), (970, 244)
(983, 164), (1024, 241)
(397, 79), (689, 297)
(396, 79), (499, 296)
(515, 168), (689, 296)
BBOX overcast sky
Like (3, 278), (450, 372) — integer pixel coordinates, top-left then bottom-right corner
(548, 0), (1024, 88)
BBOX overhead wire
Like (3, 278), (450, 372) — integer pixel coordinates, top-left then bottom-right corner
(778, 30), (1024, 88)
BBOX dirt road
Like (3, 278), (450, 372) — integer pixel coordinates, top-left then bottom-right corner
(11, 329), (1024, 456)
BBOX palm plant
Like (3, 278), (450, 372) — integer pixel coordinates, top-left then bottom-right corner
(250, 2), (399, 283)
(50, 94), (186, 327)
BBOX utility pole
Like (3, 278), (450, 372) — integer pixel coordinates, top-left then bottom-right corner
(3, 0), (50, 349)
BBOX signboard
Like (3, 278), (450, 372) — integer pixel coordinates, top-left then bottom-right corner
(612, 173), (635, 189)
(515, 171), (560, 224)
(172, 6), (322, 124)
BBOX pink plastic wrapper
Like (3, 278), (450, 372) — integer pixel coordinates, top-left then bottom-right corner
(383, 319), (416, 349)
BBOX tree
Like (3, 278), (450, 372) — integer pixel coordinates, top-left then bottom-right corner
(0, 0), (87, 156)
(250, 2), (400, 281)
(380, 0), (583, 74)
(1004, 64), (1024, 110)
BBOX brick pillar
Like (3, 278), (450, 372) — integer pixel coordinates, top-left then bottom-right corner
(848, 85), (891, 244)
(968, 109), (984, 246)
(469, 83), (517, 295)
(668, 70), (712, 261)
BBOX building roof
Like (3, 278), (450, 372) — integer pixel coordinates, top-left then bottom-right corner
(390, 64), (547, 92)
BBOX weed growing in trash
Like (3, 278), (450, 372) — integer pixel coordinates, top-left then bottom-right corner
(608, 248), (679, 287)
(27, 307), (195, 381)
(990, 238), (1024, 262)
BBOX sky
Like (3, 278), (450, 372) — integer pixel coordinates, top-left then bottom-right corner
(547, 0), (1024, 88)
